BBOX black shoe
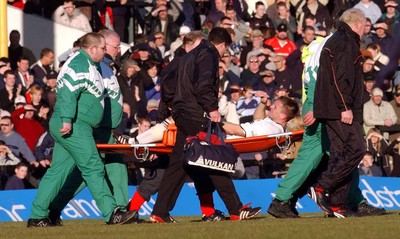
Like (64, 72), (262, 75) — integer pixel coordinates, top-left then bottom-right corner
(307, 186), (333, 215)
(355, 202), (386, 216)
(49, 210), (63, 226)
(202, 210), (226, 221)
(330, 206), (359, 218)
(288, 197), (299, 216)
(27, 218), (53, 228)
(268, 199), (300, 218)
(107, 206), (138, 225)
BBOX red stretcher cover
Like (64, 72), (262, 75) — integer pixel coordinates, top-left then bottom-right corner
(97, 130), (304, 155)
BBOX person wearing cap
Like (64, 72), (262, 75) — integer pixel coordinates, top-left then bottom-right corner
(379, 0), (400, 35)
(44, 70), (58, 109)
(362, 73), (377, 104)
(264, 23), (297, 59)
(10, 104), (44, 151)
(363, 87), (397, 133)
(354, 0), (382, 24)
(239, 29), (273, 68)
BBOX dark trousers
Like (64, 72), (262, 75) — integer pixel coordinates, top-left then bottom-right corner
(317, 120), (365, 206)
(152, 115), (241, 217)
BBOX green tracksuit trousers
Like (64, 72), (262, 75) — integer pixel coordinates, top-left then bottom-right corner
(48, 128), (129, 213)
(30, 117), (117, 222)
(274, 119), (364, 206)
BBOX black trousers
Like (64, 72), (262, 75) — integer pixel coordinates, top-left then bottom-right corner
(152, 115), (241, 217)
(317, 120), (365, 206)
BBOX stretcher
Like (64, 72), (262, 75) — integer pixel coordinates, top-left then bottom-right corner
(97, 130), (304, 158)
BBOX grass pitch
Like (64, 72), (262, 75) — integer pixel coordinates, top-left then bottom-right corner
(2, 212), (400, 239)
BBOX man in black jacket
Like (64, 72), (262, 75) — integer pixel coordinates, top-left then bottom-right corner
(309, 8), (367, 218)
(150, 27), (261, 223)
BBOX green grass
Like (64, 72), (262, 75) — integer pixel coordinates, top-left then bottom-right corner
(2, 212), (400, 239)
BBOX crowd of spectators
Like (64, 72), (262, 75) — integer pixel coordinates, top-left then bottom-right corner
(1, 0), (400, 189)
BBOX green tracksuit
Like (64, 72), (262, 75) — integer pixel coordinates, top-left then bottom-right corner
(48, 55), (129, 213)
(274, 37), (364, 207)
(30, 50), (117, 222)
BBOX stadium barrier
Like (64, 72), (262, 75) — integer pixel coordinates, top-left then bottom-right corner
(1, 177), (400, 222)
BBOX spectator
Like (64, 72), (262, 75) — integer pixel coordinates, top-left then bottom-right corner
(239, 29), (272, 68)
(204, 0), (227, 26)
(362, 73), (377, 104)
(361, 18), (374, 50)
(8, 30), (36, 71)
(220, 50), (241, 79)
(52, 0), (92, 32)
(14, 56), (34, 95)
(241, 53), (263, 88)
(0, 116), (37, 166)
(366, 43), (390, 72)
(0, 140), (20, 166)
(358, 151), (383, 176)
(43, 70), (58, 110)
(28, 85), (51, 130)
(295, 26), (315, 49)
(151, 32), (169, 59)
(224, 6), (252, 45)
(11, 104), (45, 152)
(248, 1), (274, 34)
(273, 2), (297, 41)
(0, 70), (21, 113)
(219, 84), (241, 124)
(303, 13), (327, 37)
(145, 61), (161, 102)
(365, 128), (391, 176)
(390, 85), (400, 124)
(299, 0), (332, 32)
(256, 69), (278, 99)
(363, 87), (397, 133)
(30, 48), (55, 87)
(354, 0), (382, 24)
(384, 135), (400, 176)
(146, 100), (159, 122)
(371, 20), (393, 55)
(236, 85), (261, 123)
(145, 1), (180, 46)
(0, 57), (11, 90)
(264, 23), (297, 59)
(270, 55), (296, 95)
(4, 162), (28, 190)
(379, 0), (400, 35)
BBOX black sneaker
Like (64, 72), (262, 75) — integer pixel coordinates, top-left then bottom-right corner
(307, 186), (333, 215)
(355, 202), (386, 216)
(49, 210), (63, 226)
(331, 206), (359, 218)
(202, 210), (226, 221)
(288, 197), (299, 216)
(107, 206), (138, 225)
(27, 218), (53, 228)
(267, 199), (299, 218)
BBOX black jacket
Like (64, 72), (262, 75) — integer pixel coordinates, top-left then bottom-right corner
(314, 22), (364, 123)
(172, 40), (219, 123)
